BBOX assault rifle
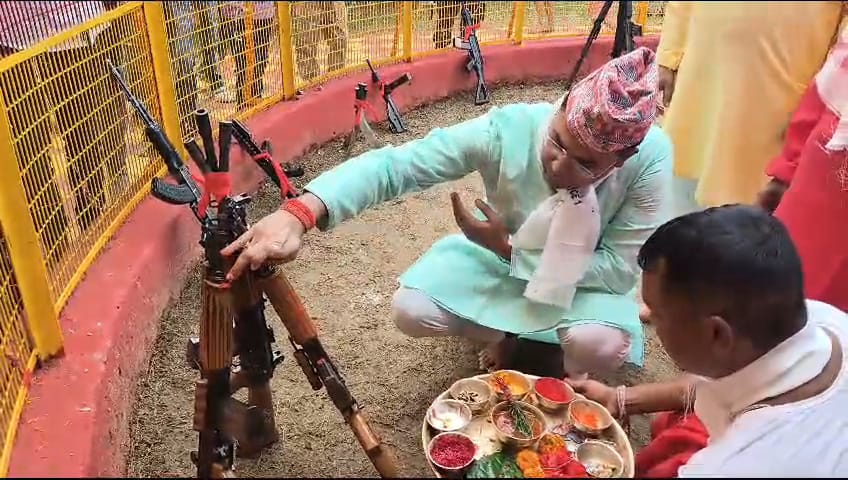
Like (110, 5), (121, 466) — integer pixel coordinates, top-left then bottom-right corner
(454, 2), (490, 105)
(108, 60), (398, 479)
(230, 119), (305, 194)
(366, 58), (411, 134)
(343, 82), (383, 153)
(564, 0), (637, 91)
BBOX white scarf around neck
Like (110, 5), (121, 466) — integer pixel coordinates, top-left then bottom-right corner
(509, 171), (612, 309)
(694, 319), (833, 440)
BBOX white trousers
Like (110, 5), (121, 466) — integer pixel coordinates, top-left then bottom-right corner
(391, 287), (631, 378)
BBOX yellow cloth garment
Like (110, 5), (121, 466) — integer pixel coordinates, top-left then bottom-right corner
(657, 1), (844, 207)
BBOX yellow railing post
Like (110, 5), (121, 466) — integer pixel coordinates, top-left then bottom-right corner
(244, 2), (257, 106)
(0, 94), (63, 360)
(635, 2), (649, 29)
(513, 2), (527, 45)
(278, 2), (296, 99)
(402, 1), (413, 62)
(143, 2), (183, 146)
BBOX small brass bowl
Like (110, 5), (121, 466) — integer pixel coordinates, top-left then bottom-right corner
(487, 370), (531, 402)
(490, 400), (547, 449)
(568, 399), (614, 436)
(576, 440), (624, 478)
(427, 399), (472, 433)
(449, 378), (492, 413)
(532, 377), (576, 412)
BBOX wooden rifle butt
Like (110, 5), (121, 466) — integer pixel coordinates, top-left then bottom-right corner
(256, 269), (319, 344)
(200, 281), (233, 371)
(349, 411), (400, 478)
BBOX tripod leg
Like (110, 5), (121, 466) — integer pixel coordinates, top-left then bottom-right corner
(257, 269), (400, 478)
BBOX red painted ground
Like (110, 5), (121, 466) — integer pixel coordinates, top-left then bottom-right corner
(9, 35), (658, 478)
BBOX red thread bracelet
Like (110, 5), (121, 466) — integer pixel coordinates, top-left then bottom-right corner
(281, 199), (316, 231)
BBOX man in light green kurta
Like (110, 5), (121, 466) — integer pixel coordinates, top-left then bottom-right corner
(223, 48), (673, 378)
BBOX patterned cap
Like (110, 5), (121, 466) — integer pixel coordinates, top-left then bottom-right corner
(564, 47), (659, 153)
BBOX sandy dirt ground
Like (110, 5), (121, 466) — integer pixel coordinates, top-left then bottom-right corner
(126, 82), (680, 478)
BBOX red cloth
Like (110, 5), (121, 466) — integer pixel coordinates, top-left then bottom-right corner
(767, 82), (848, 312)
(634, 412), (709, 478)
(197, 171), (231, 219)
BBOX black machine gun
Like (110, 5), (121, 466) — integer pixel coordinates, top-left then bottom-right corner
(108, 61), (399, 479)
(365, 59), (411, 134)
(564, 0), (639, 91)
(454, 1), (490, 106)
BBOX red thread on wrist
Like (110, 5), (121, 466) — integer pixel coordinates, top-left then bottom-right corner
(281, 198), (316, 231)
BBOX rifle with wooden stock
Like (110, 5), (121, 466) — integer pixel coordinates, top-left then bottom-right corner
(108, 61), (398, 479)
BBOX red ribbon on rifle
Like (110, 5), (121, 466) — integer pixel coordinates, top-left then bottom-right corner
(197, 172), (232, 219)
(463, 22), (481, 42)
(354, 98), (379, 126)
(253, 151), (298, 200)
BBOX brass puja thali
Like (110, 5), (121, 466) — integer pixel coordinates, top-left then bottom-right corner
(421, 371), (634, 478)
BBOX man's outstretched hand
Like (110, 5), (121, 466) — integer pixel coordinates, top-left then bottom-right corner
(221, 209), (306, 281)
(565, 378), (619, 417)
(450, 192), (511, 260)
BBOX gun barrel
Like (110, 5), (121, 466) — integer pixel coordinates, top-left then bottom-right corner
(185, 139), (210, 174)
(218, 121), (233, 173)
(366, 59), (380, 83)
(106, 59), (157, 127)
(195, 109), (219, 171)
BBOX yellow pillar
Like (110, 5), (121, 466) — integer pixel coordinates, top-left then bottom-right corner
(513, 2), (527, 45)
(143, 2), (184, 147)
(0, 93), (63, 360)
(244, 2), (257, 106)
(635, 2), (649, 29)
(278, 2), (296, 99)
(402, 1), (413, 62)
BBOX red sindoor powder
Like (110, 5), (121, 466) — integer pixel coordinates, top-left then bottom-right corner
(431, 435), (475, 468)
(536, 378), (573, 403)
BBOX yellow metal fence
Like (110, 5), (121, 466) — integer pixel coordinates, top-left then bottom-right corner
(0, 1), (665, 474)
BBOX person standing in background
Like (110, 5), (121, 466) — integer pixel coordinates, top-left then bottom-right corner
(432, 1), (485, 49)
(163, 1), (199, 136)
(220, 1), (275, 108)
(758, 21), (848, 313)
(0, 1), (128, 266)
(191, 1), (234, 103)
(657, 2), (844, 208)
(534, 1), (554, 33)
(291, 1), (347, 83)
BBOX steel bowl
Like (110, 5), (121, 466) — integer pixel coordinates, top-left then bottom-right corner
(487, 370), (532, 402)
(532, 377), (576, 412)
(490, 400), (547, 449)
(568, 399), (614, 436)
(426, 398), (473, 433)
(576, 440), (624, 478)
(427, 431), (478, 474)
(449, 378), (492, 413)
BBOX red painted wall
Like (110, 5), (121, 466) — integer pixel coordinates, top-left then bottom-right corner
(9, 35), (658, 478)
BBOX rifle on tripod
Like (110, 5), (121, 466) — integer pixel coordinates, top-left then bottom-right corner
(108, 61), (399, 479)
(564, 0), (639, 92)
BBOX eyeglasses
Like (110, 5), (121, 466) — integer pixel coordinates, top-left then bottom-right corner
(545, 132), (609, 180)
